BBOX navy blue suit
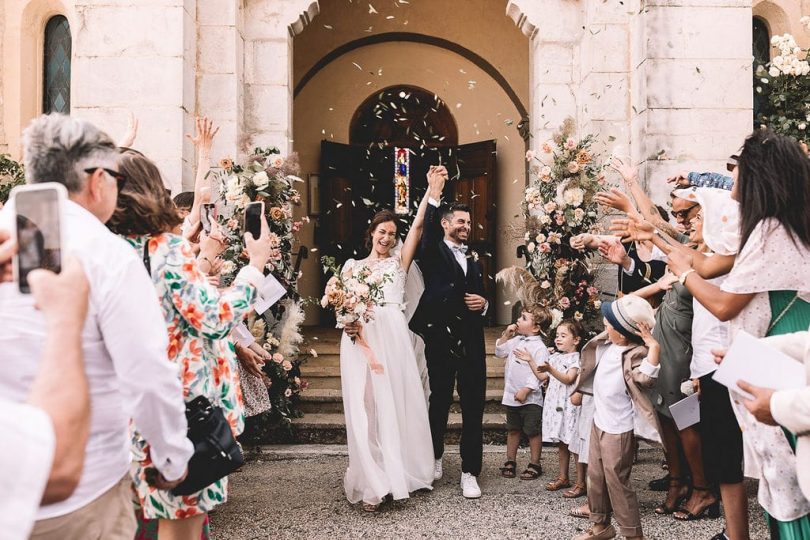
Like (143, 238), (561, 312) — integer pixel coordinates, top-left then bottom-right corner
(410, 203), (487, 475)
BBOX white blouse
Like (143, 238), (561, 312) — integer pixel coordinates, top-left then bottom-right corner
(720, 218), (810, 521)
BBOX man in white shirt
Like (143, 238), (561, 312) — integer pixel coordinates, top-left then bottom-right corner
(0, 114), (193, 539)
(0, 254), (90, 540)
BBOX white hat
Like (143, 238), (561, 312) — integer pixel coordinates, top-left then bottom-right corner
(601, 294), (655, 340)
(673, 187), (740, 255)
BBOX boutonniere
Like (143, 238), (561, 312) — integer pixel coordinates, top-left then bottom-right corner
(468, 250), (479, 262)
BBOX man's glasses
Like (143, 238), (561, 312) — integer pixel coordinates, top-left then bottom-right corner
(726, 154), (739, 172)
(84, 167), (127, 190)
(670, 203), (699, 220)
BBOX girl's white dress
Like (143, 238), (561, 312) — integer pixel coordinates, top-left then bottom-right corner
(541, 352), (581, 445)
(339, 257), (434, 505)
(570, 394), (595, 463)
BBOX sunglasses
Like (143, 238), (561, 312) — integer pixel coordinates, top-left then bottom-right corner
(670, 203), (699, 220)
(84, 167), (127, 190)
(726, 154), (739, 172)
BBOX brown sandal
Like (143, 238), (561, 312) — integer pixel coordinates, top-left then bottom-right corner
(500, 460), (517, 478)
(362, 502), (380, 513)
(520, 462), (542, 480)
(545, 477), (572, 491)
(562, 483), (587, 498)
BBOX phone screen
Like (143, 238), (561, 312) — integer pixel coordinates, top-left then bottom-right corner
(15, 188), (62, 293)
(243, 202), (263, 239)
(201, 203), (215, 234)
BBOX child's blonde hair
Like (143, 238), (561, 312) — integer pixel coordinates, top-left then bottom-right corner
(523, 304), (553, 335)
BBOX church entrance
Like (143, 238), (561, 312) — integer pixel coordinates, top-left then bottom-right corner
(315, 86), (497, 320)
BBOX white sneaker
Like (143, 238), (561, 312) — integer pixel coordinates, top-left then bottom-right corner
(433, 459), (443, 480)
(461, 472), (482, 499)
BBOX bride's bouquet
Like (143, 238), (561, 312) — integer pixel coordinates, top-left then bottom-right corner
(320, 256), (391, 374)
(319, 256), (390, 329)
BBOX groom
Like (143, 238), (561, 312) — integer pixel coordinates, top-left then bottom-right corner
(411, 165), (488, 499)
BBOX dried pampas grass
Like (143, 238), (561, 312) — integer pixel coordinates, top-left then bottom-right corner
(495, 266), (546, 308)
(277, 299), (305, 358)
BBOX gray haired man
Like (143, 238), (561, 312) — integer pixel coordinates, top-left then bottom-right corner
(0, 114), (192, 539)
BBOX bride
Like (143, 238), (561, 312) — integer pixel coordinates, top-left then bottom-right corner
(339, 166), (448, 512)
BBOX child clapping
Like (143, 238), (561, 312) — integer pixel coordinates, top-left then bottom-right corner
(496, 305), (552, 481)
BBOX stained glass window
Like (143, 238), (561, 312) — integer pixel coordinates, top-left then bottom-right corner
(43, 16), (71, 114)
(393, 147), (410, 215)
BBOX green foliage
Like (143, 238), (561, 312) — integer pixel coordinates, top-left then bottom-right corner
(0, 154), (25, 204)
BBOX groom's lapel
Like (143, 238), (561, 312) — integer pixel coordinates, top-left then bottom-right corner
(439, 241), (464, 278)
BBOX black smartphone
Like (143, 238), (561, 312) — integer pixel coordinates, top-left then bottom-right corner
(201, 203), (216, 234)
(13, 183), (66, 294)
(243, 201), (264, 239)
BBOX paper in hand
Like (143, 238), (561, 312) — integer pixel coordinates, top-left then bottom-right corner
(232, 323), (255, 347)
(712, 330), (805, 400)
(254, 273), (287, 315)
(669, 393), (700, 430)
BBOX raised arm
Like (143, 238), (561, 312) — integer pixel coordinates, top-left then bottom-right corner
(186, 117), (219, 231)
(609, 156), (679, 237)
(419, 165), (448, 257)
(401, 166), (447, 271)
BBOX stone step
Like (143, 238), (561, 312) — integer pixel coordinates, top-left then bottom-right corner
(285, 412), (508, 445)
(300, 373), (505, 390)
(299, 388), (506, 414)
(301, 354), (506, 369)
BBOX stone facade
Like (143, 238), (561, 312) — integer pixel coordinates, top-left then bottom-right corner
(1, 0), (807, 323)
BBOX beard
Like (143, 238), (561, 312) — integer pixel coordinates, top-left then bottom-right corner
(448, 228), (468, 244)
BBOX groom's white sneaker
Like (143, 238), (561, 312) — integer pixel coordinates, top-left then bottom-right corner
(461, 472), (482, 499)
(433, 459), (443, 480)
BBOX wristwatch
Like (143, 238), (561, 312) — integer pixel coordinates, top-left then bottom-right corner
(678, 268), (695, 285)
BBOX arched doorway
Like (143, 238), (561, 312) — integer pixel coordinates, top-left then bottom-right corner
(316, 84), (497, 320)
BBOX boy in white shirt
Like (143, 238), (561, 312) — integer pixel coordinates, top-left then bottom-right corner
(572, 295), (661, 540)
(496, 305), (551, 481)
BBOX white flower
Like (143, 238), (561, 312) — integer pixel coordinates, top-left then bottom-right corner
(593, 300), (602, 309)
(540, 280), (551, 289)
(574, 311), (584, 321)
(540, 165), (552, 177)
(550, 308), (564, 329)
(221, 260), (236, 275)
(563, 187), (585, 208)
(225, 175), (242, 201)
(547, 232), (562, 244)
(535, 233), (546, 243)
(573, 208), (586, 222)
(527, 242), (536, 253)
(800, 123), (807, 131)
(769, 66), (781, 77)
(540, 215), (552, 225)
(253, 171), (270, 189)
(525, 150), (536, 162)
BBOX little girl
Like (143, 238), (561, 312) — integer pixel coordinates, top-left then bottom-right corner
(534, 321), (584, 493)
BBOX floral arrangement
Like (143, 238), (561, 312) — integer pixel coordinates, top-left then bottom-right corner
(754, 23), (810, 142)
(320, 256), (391, 329)
(211, 148), (310, 436)
(0, 154), (25, 204)
(499, 119), (605, 334)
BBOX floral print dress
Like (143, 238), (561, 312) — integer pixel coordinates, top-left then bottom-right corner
(126, 233), (258, 520)
(541, 352), (581, 445)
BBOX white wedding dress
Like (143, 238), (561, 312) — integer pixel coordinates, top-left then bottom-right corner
(340, 256), (434, 505)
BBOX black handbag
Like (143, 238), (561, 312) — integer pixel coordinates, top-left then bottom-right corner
(170, 395), (244, 496)
(140, 240), (244, 496)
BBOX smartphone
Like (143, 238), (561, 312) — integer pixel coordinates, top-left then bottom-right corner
(200, 203), (216, 234)
(11, 183), (66, 294)
(243, 201), (264, 239)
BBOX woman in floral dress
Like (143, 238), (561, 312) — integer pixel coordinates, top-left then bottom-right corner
(107, 149), (274, 539)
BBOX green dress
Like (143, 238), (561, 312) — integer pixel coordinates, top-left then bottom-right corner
(765, 291), (810, 540)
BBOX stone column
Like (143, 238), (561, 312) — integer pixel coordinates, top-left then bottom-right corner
(507, 0), (583, 149)
(242, 0), (318, 155)
(636, 0), (752, 202)
(196, 0), (244, 182)
(72, 0), (197, 193)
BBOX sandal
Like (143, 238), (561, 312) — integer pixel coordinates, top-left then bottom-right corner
(673, 487), (721, 521)
(362, 502), (380, 513)
(520, 462), (542, 480)
(500, 460), (517, 479)
(562, 483), (587, 498)
(569, 506), (590, 519)
(654, 477), (690, 515)
(545, 477), (572, 491)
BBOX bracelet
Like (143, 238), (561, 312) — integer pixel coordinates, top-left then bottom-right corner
(678, 268), (695, 285)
